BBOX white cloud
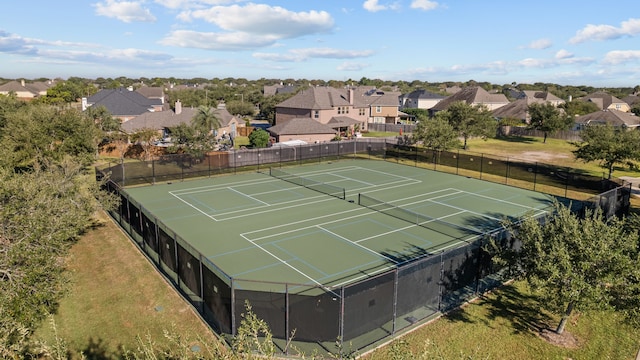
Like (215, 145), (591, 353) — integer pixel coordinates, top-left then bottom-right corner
(179, 4), (333, 37)
(337, 62), (369, 71)
(602, 50), (640, 65)
(94, 0), (156, 23)
(555, 49), (573, 59)
(523, 38), (552, 50)
(166, 4), (334, 51)
(153, 0), (240, 9)
(161, 30), (280, 50)
(363, 0), (386, 12)
(253, 47), (374, 62)
(570, 18), (640, 43)
(410, 0), (438, 11)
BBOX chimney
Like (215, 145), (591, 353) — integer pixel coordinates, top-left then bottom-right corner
(348, 88), (354, 105)
(21, 79), (25, 87)
(81, 97), (87, 111)
(175, 100), (182, 115)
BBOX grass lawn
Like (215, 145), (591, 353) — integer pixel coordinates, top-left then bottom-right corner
(462, 136), (640, 179)
(361, 281), (640, 360)
(34, 211), (222, 358)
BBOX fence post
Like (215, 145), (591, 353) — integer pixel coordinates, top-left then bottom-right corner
(533, 162), (538, 191)
(392, 268), (398, 335)
(230, 278), (236, 336)
(456, 150), (460, 175)
(480, 153), (484, 180)
(505, 157), (510, 184)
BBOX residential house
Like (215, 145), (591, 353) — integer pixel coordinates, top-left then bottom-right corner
(267, 118), (337, 143)
(574, 109), (640, 130)
(622, 94), (640, 108)
(263, 83), (297, 97)
(275, 86), (368, 133)
(430, 87), (509, 115)
(135, 86), (165, 105)
(121, 101), (244, 140)
(0, 79), (54, 99)
(518, 91), (565, 107)
(83, 87), (163, 122)
(360, 88), (403, 124)
(580, 91), (630, 112)
(399, 89), (446, 110)
(493, 91), (565, 124)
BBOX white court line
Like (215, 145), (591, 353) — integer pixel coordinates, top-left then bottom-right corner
(458, 189), (553, 211)
(227, 186), (270, 206)
(169, 192), (219, 221)
(317, 225), (399, 264)
(240, 233), (340, 297)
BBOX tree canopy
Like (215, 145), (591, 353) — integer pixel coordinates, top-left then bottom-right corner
(572, 124), (640, 178)
(527, 103), (573, 143)
(411, 114), (461, 153)
(500, 202), (639, 334)
(248, 128), (270, 148)
(439, 101), (496, 149)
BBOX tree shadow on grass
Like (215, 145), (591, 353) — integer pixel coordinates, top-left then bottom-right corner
(475, 283), (552, 335)
(441, 282), (553, 336)
(79, 337), (122, 360)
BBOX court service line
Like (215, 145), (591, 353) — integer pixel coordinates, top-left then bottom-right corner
(317, 225), (400, 264)
(240, 233), (340, 297)
(458, 189), (553, 211)
(226, 186), (270, 206)
(169, 177), (282, 196)
(219, 196), (337, 221)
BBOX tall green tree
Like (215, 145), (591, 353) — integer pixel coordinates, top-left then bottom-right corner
(412, 114), (461, 155)
(192, 106), (221, 137)
(527, 102), (573, 143)
(441, 101), (496, 149)
(572, 124), (640, 178)
(500, 202), (638, 334)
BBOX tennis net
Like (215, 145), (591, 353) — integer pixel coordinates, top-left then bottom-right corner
(358, 193), (484, 240)
(269, 167), (346, 200)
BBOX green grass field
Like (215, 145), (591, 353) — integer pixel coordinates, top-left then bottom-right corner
(37, 135), (640, 359)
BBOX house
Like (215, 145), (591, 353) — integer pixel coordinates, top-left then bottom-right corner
(430, 86), (509, 114)
(580, 91), (630, 112)
(574, 109), (640, 130)
(518, 91), (565, 107)
(83, 87), (163, 122)
(135, 86), (165, 104)
(275, 86), (368, 133)
(399, 89), (446, 110)
(267, 118), (337, 143)
(493, 91), (565, 124)
(263, 84), (297, 97)
(622, 94), (640, 108)
(360, 88), (403, 124)
(121, 101), (244, 139)
(0, 79), (53, 99)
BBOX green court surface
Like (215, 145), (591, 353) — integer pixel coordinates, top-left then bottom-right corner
(124, 159), (554, 293)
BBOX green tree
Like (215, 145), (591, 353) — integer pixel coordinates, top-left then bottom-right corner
(0, 105), (101, 169)
(130, 128), (160, 160)
(572, 124), (640, 178)
(412, 114), (461, 156)
(192, 106), (221, 137)
(441, 101), (496, 149)
(527, 103), (573, 143)
(501, 202), (638, 334)
(226, 100), (256, 117)
(248, 128), (270, 148)
(559, 99), (599, 117)
(166, 123), (216, 157)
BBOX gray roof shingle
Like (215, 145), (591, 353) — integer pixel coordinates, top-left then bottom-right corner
(267, 118), (337, 135)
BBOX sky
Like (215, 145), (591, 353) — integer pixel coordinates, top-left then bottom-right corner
(1, 0), (640, 87)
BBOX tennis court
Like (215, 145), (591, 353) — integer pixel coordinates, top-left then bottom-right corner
(125, 159), (553, 293)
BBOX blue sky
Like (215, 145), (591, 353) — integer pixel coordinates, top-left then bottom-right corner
(1, 0), (639, 87)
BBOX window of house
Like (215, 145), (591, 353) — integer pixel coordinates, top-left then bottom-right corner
(314, 110), (319, 118)
(359, 108), (365, 116)
(376, 106), (382, 113)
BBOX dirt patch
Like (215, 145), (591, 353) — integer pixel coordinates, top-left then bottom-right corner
(519, 151), (570, 162)
(538, 328), (580, 349)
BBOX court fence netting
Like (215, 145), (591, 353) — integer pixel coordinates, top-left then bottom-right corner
(95, 138), (632, 356)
